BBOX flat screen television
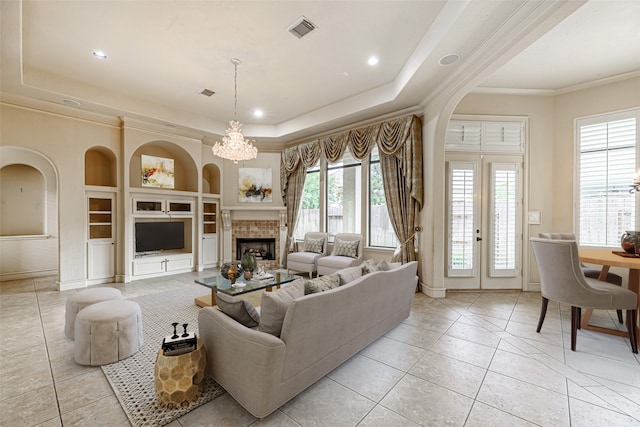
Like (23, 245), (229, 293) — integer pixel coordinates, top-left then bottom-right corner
(135, 221), (184, 253)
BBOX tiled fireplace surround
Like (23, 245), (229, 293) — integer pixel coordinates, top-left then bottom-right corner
(231, 220), (281, 269)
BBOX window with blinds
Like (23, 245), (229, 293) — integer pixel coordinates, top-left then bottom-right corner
(490, 164), (519, 277)
(447, 162), (476, 276)
(577, 109), (639, 247)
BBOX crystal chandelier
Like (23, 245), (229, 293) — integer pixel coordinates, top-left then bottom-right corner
(211, 58), (258, 163)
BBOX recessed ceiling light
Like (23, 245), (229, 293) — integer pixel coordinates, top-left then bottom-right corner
(92, 50), (108, 60)
(62, 99), (81, 107)
(342, 71), (350, 77)
(367, 56), (379, 66)
(439, 54), (460, 66)
(253, 109), (264, 118)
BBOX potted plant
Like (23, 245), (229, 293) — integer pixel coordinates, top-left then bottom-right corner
(241, 252), (256, 279)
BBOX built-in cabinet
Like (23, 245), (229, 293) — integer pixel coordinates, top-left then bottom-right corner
(202, 200), (218, 268)
(130, 194), (195, 279)
(87, 194), (115, 282)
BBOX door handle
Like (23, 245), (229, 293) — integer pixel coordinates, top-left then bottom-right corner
(476, 237), (482, 241)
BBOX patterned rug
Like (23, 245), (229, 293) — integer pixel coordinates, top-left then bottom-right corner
(101, 285), (226, 427)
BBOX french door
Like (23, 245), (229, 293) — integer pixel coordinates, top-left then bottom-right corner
(444, 154), (523, 290)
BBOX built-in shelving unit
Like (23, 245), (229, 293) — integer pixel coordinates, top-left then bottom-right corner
(89, 197), (113, 239)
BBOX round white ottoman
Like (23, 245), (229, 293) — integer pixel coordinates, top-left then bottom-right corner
(65, 287), (123, 339)
(74, 300), (143, 366)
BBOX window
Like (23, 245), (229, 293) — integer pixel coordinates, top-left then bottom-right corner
(577, 109), (639, 247)
(369, 147), (398, 247)
(326, 150), (361, 241)
(294, 164), (320, 240)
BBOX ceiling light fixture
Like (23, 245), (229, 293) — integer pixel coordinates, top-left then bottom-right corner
(253, 109), (264, 118)
(367, 56), (379, 66)
(92, 50), (108, 60)
(439, 54), (460, 66)
(211, 58), (258, 164)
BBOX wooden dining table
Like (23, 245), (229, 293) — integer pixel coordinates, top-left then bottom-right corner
(579, 248), (640, 338)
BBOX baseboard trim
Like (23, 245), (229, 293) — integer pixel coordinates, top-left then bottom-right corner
(0, 269), (58, 282)
(57, 278), (87, 291)
(421, 282), (446, 298)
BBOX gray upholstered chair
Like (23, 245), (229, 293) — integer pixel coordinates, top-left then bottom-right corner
(317, 233), (364, 276)
(286, 232), (328, 278)
(530, 237), (637, 353)
(539, 232), (624, 323)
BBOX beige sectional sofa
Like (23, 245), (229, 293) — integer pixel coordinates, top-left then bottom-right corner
(197, 261), (418, 418)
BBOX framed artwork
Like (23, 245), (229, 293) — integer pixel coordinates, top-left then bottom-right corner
(141, 154), (175, 189)
(239, 168), (272, 203)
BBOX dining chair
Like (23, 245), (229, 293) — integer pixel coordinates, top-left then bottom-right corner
(530, 237), (637, 354)
(539, 232), (624, 324)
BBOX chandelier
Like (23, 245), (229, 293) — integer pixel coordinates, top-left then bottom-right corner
(211, 58), (258, 163)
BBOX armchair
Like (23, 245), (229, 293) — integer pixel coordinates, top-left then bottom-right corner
(530, 237), (637, 354)
(317, 233), (364, 276)
(286, 232), (328, 278)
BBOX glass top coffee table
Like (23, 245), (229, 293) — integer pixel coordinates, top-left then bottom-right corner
(194, 271), (299, 307)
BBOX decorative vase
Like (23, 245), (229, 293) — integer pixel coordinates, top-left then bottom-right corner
(230, 276), (236, 284)
(221, 263), (239, 280)
(620, 231), (640, 253)
(240, 252), (256, 276)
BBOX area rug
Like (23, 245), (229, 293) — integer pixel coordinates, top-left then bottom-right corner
(101, 285), (226, 427)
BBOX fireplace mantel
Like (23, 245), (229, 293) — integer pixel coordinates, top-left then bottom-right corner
(220, 207), (288, 267)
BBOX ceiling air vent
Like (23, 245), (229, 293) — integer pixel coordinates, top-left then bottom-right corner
(199, 88), (215, 97)
(287, 16), (316, 39)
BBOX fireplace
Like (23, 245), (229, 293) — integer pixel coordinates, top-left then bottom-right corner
(236, 238), (276, 261)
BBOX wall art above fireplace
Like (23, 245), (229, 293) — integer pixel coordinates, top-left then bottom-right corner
(238, 168), (272, 203)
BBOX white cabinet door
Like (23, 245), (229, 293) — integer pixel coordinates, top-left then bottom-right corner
(88, 241), (114, 280)
(202, 235), (218, 267)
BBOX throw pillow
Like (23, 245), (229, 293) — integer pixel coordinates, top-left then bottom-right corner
(377, 260), (391, 271)
(216, 292), (260, 328)
(304, 237), (324, 254)
(333, 239), (359, 258)
(305, 273), (340, 294)
(337, 266), (362, 285)
(361, 259), (381, 275)
(259, 278), (305, 337)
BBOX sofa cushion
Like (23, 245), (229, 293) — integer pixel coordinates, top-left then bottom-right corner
(361, 259), (381, 275)
(259, 279), (305, 337)
(337, 266), (362, 285)
(333, 239), (359, 258)
(305, 273), (340, 294)
(216, 293), (260, 328)
(304, 237), (325, 254)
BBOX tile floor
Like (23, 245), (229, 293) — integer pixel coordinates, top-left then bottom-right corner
(1, 272), (639, 426)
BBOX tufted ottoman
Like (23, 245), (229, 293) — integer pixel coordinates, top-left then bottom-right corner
(74, 300), (143, 366)
(65, 287), (123, 339)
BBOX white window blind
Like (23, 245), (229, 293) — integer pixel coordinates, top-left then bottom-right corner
(577, 110), (638, 246)
(447, 162), (476, 276)
(490, 163), (519, 277)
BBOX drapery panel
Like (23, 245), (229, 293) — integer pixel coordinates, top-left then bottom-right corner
(280, 114), (423, 263)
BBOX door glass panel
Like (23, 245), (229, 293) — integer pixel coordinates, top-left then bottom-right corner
(447, 162), (476, 276)
(490, 163), (518, 277)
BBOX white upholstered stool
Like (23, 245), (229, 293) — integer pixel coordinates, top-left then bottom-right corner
(65, 287), (123, 339)
(74, 300), (143, 366)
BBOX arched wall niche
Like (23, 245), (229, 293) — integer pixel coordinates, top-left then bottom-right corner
(0, 164), (45, 235)
(202, 163), (221, 194)
(129, 141), (198, 192)
(85, 146), (117, 187)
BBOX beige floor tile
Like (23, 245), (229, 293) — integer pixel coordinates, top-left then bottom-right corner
(0, 384), (59, 426)
(465, 401), (538, 426)
(60, 394), (130, 427)
(458, 313), (508, 331)
(359, 336), (425, 372)
(445, 320), (501, 348)
(566, 380), (620, 411)
(357, 405), (419, 427)
(568, 397), (640, 426)
(430, 334), (496, 368)
(565, 351), (640, 387)
(489, 349), (568, 394)
(380, 374), (473, 426)
(280, 377), (375, 427)
(384, 322), (442, 349)
(176, 393), (256, 426)
(327, 354), (404, 402)
(248, 410), (301, 426)
(410, 350), (486, 398)
(476, 371), (570, 426)
(583, 376), (640, 406)
(56, 369), (115, 414)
